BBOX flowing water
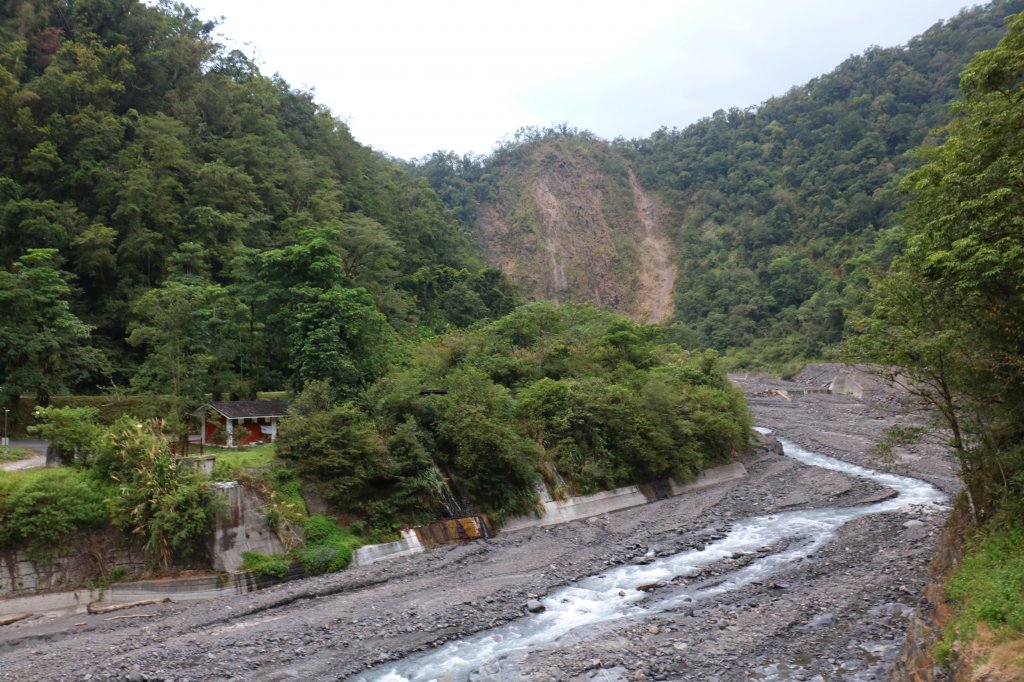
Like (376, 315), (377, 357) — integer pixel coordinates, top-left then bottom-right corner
(356, 432), (947, 682)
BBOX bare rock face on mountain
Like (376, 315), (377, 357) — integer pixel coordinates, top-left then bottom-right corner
(477, 137), (676, 324)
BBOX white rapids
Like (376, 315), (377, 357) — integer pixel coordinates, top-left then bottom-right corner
(356, 433), (948, 682)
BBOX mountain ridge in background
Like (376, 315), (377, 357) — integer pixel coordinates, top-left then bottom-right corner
(416, 0), (1024, 367)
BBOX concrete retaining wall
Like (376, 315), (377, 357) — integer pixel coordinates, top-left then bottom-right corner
(0, 536), (151, 598)
(210, 481), (288, 572)
(668, 462), (748, 495)
(352, 529), (424, 567)
(0, 566), (303, 617)
(501, 484), (651, 532)
(501, 461), (748, 533)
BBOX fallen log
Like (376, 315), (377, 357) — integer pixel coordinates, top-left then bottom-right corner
(0, 612), (32, 627)
(87, 597), (172, 615)
(104, 613), (155, 621)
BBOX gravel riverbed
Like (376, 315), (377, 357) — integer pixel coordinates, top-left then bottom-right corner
(0, 366), (961, 682)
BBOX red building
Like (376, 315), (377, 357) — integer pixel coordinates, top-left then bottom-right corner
(194, 400), (290, 448)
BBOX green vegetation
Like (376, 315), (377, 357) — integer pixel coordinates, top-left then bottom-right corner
(848, 11), (1024, 673)
(0, 467), (111, 558)
(417, 2), (1024, 369)
(240, 515), (362, 578)
(295, 514), (362, 573)
(2, 410), (217, 568)
(210, 443), (276, 478)
(0, 0), (516, 436)
(27, 405), (102, 464)
(0, 446), (34, 463)
(240, 550), (291, 579)
(937, 526), (1024, 665)
(851, 10), (1024, 524)
(95, 417), (217, 567)
(278, 303), (750, 526)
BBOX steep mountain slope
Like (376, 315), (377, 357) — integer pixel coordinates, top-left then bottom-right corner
(475, 135), (675, 323)
(419, 0), (1024, 365)
(0, 0), (513, 407)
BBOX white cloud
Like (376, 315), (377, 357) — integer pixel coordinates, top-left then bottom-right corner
(191, 0), (978, 159)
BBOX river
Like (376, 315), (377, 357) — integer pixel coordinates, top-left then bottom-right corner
(359, 432), (947, 682)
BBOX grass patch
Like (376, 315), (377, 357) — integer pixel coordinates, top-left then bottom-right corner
(211, 443), (277, 480)
(296, 515), (362, 574)
(0, 446), (36, 463)
(240, 550), (291, 579)
(239, 516), (363, 580)
(937, 524), (1024, 667)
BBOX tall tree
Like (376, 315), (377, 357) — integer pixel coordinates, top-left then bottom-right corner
(0, 248), (103, 405)
(852, 11), (1024, 520)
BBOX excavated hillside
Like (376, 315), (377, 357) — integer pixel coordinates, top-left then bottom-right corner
(477, 138), (676, 324)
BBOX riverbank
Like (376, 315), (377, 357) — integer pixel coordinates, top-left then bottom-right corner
(0, 370), (959, 681)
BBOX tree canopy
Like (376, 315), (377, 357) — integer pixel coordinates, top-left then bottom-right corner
(0, 0), (514, 421)
(851, 10), (1024, 522)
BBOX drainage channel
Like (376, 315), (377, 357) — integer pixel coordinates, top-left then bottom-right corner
(353, 431), (947, 682)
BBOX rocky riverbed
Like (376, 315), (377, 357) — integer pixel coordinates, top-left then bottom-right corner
(0, 366), (960, 681)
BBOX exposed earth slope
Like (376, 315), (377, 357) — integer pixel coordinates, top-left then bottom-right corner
(477, 136), (675, 323)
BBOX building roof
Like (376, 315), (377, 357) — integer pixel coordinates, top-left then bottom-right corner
(202, 400), (290, 419)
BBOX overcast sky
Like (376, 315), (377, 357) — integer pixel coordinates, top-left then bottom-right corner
(190, 1), (978, 160)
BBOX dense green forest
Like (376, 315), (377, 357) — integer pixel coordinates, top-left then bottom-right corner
(416, 0), (1024, 368)
(850, 13), (1024, 671)
(0, 0), (516, 425)
(0, 0), (751, 566)
(281, 303), (749, 525)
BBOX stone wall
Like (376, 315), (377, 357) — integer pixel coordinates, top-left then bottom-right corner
(1, 481), (291, 600)
(0, 531), (151, 597)
(890, 502), (970, 681)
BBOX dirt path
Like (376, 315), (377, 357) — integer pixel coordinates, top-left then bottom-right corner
(0, 372), (958, 681)
(628, 168), (676, 324)
(1, 440), (48, 471)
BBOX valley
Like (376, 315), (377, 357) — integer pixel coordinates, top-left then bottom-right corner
(0, 369), (959, 681)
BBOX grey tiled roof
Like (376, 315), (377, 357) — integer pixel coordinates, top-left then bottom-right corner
(206, 400), (290, 419)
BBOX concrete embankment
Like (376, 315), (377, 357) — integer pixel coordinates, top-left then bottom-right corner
(0, 568), (298, 617)
(501, 461), (749, 532)
(353, 530), (424, 567)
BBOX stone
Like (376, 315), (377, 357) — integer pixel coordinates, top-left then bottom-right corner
(526, 599), (546, 613)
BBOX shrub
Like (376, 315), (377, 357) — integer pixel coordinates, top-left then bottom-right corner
(296, 515), (362, 574)
(97, 418), (217, 567)
(240, 551), (291, 579)
(27, 405), (103, 465)
(939, 523), (1024, 665)
(0, 468), (111, 557)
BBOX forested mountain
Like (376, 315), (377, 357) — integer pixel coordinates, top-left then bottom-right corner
(0, 0), (515, 416)
(418, 0), (1024, 368)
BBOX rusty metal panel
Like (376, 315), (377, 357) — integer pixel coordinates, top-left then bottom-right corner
(413, 515), (492, 548)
